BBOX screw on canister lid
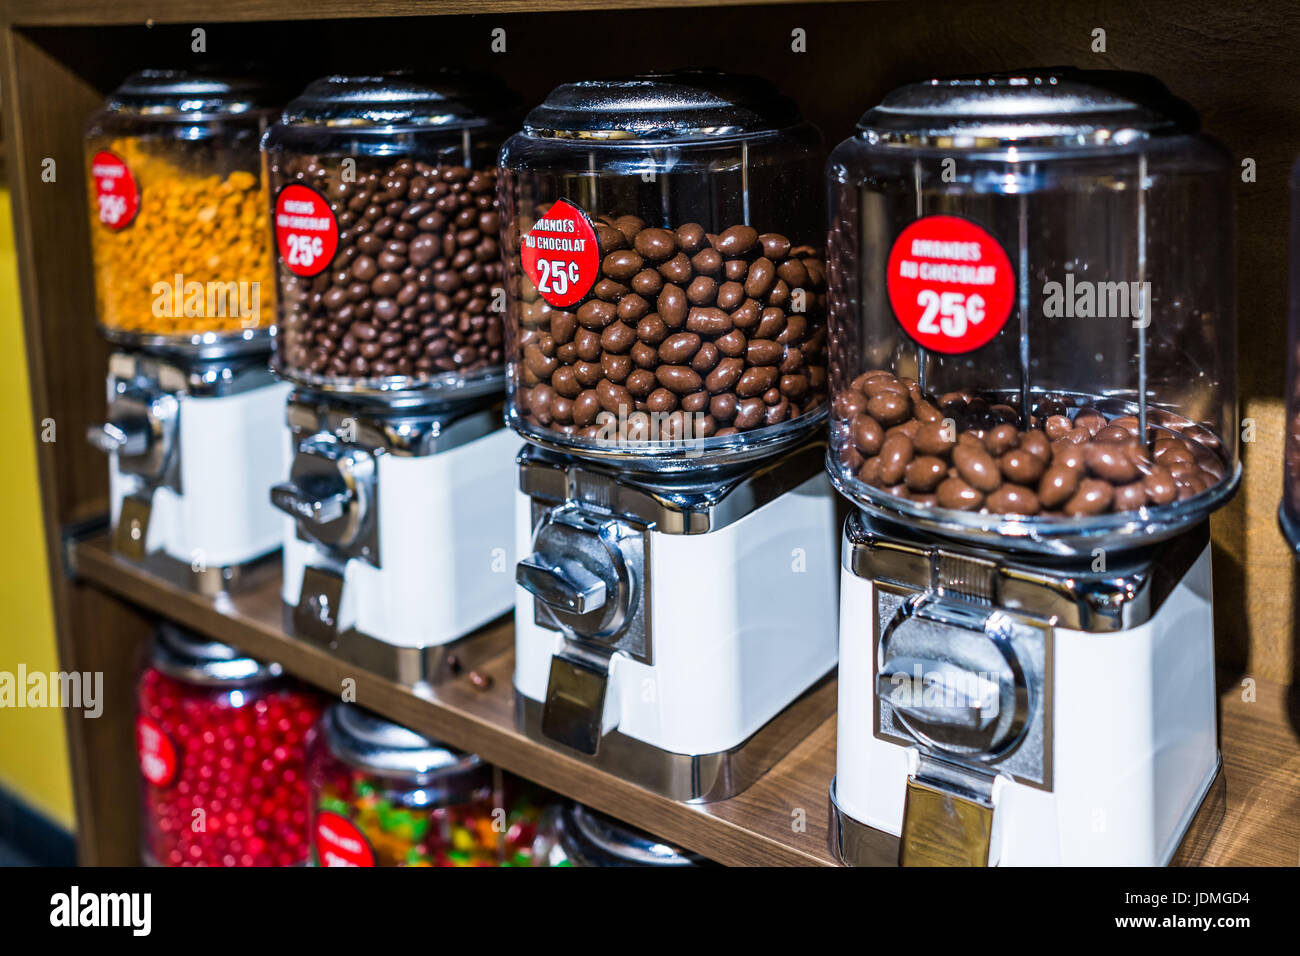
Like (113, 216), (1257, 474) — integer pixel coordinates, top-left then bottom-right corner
(523, 70), (805, 142)
(857, 68), (1199, 148)
(106, 69), (279, 117)
(321, 702), (485, 785)
(149, 623), (282, 686)
(558, 802), (706, 866)
(277, 71), (516, 129)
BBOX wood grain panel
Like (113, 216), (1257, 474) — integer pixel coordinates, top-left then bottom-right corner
(0, 30), (107, 525)
(0, 0), (873, 28)
(1175, 674), (1300, 866)
(53, 584), (153, 864)
(0, 26), (137, 863)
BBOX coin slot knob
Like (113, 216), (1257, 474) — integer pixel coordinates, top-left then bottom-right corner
(86, 418), (150, 456)
(877, 655), (1002, 732)
(517, 555), (608, 614)
(270, 479), (350, 525)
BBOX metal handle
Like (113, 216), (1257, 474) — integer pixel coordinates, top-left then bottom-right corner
(270, 482), (349, 524)
(900, 755), (997, 867)
(877, 656), (1000, 731)
(540, 651), (610, 755)
(517, 554), (607, 614)
(86, 419), (149, 456)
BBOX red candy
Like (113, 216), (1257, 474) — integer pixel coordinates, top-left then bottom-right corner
(137, 667), (323, 867)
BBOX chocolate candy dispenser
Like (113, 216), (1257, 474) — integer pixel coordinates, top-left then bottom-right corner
(137, 624), (323, 866)
(85, 71), (290, 593)
(826, 70), (1237, 866)
(307, 703), (546, 866)
(264, 75), (518, 684)
(500, 73), (838, 801)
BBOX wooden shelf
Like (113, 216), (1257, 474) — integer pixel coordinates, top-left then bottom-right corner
(0, 0), (867, 28)
(1178, 677), (1300, 867)
(71, 533), (840, 867)
(71, 533), (1300, 867)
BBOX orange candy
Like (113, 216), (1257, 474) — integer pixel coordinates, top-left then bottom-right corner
(87, 138), (275, 336)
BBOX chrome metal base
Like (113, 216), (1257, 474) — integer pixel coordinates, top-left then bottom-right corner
(116, 544), (280, 598)
(826, 779), (901, 866)
(828, 758), (1226, 867)
(282, 606), (513, 688)
(515, 672), (837, 803)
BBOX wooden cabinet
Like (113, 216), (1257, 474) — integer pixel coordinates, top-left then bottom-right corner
(3, 0), (1297, 866)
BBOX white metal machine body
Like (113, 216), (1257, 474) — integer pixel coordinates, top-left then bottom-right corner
(274, 390), (517, 684)
(512, 443), (840, 801)
(830, 512), (1219, 867)
(91, 348), (290, 592)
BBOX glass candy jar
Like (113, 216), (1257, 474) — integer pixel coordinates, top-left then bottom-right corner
(826, 69), (1237, 552)
(263, 73), (513, 401)
(498, 71), (828, 471)
(85, 70), (278, 343)
(307, 703), (545, 866)
(530, 802), (709, 867)
(136, 624), (323, 866)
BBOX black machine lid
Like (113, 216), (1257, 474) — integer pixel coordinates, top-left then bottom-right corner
(150, 623), (282, 686)
(857, 68), (1200, 147)
(523, 70), (805, 141)
(322, 702), (484, 780)
(106, 69), (278, 116)
(280, 72), (515, 128)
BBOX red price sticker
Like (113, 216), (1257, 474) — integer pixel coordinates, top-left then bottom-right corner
(136, 716), (177, 788)
(520, 199), (600, 308)
(274, 183), (339, 278)
(886, 215), (1015, 355)
(91, 150), (140, 230)
(314, 811), (375, 867)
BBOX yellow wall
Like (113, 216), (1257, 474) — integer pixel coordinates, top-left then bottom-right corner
(0, 188), (74, 829)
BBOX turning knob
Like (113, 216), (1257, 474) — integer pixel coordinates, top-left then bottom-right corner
(270, 480), (350, 525)
(879, 597), (1031, 758)
(517, 555), (607, 614)
(520, 505), (639, 643)
(86, 418), (150, 456)
(877, 656), (1002, 732)
(276, 434), (375, 556)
